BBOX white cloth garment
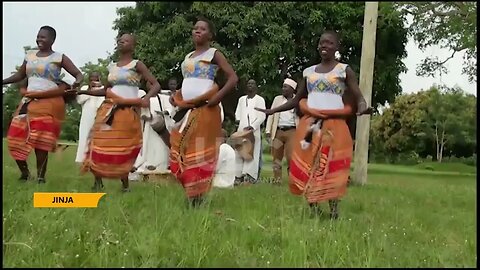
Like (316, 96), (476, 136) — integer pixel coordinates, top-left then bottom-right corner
(234, 94), (266, 180)
(307, 92), (344, 110)
(212, 143), (236, 188)
(75, 85), (105, 163)
(278, 107), (296, 127)
(212, 104), (231, 188)
(283, 78), (297, 90)
(180, 48), (217, 101)
(133, 90), (174, 177)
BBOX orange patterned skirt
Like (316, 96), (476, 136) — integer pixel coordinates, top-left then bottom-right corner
(81, 100), (142, 179)
(7, 96), (65, 161)
(289, 99), (353, 203)
(169, 86), (222, 199)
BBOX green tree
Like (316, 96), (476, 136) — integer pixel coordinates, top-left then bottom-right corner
(371, 91), (429, 160)
(397, 2), (477, 82)
(371, 85), (476, 163)
(113, 2), (408, 115)
(419, 86), (476, 162)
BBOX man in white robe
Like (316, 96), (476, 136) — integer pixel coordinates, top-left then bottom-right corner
(75, 72), (105, 163)
(129, 89), (174, 181)
(234, 79), (266, 184)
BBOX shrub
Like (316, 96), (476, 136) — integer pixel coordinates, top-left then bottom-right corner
(395, 151), (422, 165)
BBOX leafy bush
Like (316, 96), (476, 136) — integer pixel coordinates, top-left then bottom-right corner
(394, 151), (422, 165)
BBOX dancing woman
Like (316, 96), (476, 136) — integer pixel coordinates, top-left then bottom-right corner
(256, 31), (372, 219)
(3, 25), (83, 183)
(169, 16), (238, 207)
(81, 33), (160, 192)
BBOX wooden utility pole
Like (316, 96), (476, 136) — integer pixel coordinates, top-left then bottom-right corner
(353, 2), (379, 185)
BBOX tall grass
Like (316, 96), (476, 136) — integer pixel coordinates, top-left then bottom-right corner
(2, 142), (476, 267)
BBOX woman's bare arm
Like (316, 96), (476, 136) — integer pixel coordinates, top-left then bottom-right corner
(136, 61), (160, 100)
(78, 88), (106, 96)
(62, 55), (84, 88)
(345, 66), (373, 115)
(208, 50), (238, 106)
(3, 61), (27, 85)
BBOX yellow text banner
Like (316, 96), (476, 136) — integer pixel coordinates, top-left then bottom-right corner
(33, 193), (106, 208)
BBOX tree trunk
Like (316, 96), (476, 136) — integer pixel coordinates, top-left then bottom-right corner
(439, 128), (446, 163)
(435, 124), (441, 162)
(439, 142), (444, 163)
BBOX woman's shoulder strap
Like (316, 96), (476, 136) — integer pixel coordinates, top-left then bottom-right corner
(24, 50), (38, 61)
(184, 51), (195, 60)
(302, 65), (316, 78)
(336, 62), (349, 76)
(201, 47), (218, 62)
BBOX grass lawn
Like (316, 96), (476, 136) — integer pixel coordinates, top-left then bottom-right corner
(2, 141), (476, 267)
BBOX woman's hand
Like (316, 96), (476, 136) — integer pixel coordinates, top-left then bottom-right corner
(140, 98), (150, 108)
(356, 101), (373, 115)
(207, 95), (221, 107)
(20, 88), (28, 97)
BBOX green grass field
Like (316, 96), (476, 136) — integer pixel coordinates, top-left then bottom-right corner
(2, 141), (476, 267)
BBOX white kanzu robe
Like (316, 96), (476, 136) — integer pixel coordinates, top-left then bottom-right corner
(133, 90), (174, 176)
(234, 94), (266, 181)
(75, 85), (104, 163)
(212, 143), (236, 188)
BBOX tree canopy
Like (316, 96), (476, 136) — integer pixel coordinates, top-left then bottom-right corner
(397, 2), (477, 82)
(113, 2), (408, 112)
